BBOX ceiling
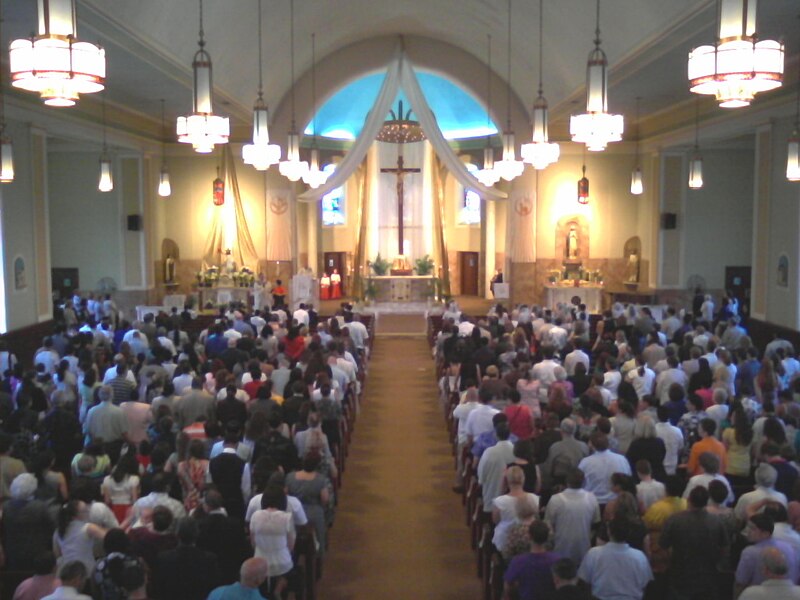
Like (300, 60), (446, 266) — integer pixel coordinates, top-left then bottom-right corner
(4, 0), (799, 147)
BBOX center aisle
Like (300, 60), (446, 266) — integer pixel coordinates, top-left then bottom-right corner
(318, 331), (481, 599)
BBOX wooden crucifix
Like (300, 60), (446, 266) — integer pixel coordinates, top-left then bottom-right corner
(380, 151), (420, 256)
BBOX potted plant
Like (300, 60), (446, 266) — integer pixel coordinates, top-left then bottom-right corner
(369, 254), (391, 276)
(363, 279), (378, 304)
(414, 254), (435, 276)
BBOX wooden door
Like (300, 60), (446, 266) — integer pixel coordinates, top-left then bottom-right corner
(460, 252), (479, 296)
(725, 266), (752, 319)
(323, 252), (346, 292)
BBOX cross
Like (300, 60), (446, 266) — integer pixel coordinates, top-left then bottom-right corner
(381, 151), (420, 256)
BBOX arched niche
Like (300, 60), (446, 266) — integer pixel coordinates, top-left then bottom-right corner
(555, 215), (590, 263)
(623, 236), (642, 284)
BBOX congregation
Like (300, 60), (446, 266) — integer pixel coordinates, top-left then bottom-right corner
(435, 295), (800, 600)
(0, 295), (371, 600)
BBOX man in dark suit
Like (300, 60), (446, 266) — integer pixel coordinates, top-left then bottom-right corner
(151, 517), (220, 600)
(210, 429), (248, 520)
(196, 488), (252, 585)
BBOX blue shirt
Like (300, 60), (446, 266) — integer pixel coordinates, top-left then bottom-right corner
(207, 582), (267, 600)
(471, 430), (519, 459)
(578, 542), (653, 600)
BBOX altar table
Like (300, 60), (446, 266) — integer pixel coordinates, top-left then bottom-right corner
(370, 276), (435, 303)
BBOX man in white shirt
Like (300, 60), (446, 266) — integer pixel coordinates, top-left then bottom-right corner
(477, 421), (515, 513)
(344, 314), (369, 351)
(735, 464), (788, 523)
(564, 342), (591, 377)
(578, 432), (632, 506)
(452, 388), (481, 491)
(292, 303), (310, 327)
(547, 319), (569, 351)
(132, 473), (187, 525)
(655, 405), (684, 475)
(457, 315), (475, 337)
(464, 389), (500, 446)
(545, 468), (601, 564)
(33, 338), (60, 374)
(532, 345), (560, 390)
(42, 561), (92, 600)
(661, 308), (682, 341)
(655, 357), (688, 405)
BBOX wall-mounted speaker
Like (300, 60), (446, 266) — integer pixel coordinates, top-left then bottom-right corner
(661, 213), (677, 230)
(127, 214), (143, 231)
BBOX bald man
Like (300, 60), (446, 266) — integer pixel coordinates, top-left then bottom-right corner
(207, 557), (269, 600)
(738, 547), (800, 600)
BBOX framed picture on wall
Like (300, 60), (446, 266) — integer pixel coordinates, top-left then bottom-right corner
(777, 254), (789, 288)
(13, 255), (26, 291)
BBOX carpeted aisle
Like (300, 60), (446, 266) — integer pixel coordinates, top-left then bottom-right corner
(317, 331), (481, 599)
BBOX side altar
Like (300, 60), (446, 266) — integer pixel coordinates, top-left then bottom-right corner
(369, 275), (436, 303)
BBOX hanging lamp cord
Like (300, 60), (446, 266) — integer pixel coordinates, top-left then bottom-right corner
(486, 34), (492, 150)
(290, 0), (296, 129)
(537, 0), (543, 97)
(198, 0), (205, 48)
(594, 0), (601, 49)
(257, 0), (263, 98)
(506, 0), (512, 131)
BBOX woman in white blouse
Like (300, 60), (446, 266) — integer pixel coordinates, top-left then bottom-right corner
(249, 484), (296, 598)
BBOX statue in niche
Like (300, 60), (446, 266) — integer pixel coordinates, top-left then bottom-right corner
(223, 249), (236, 275)
(566, 225), (579, 260)
(164, 254), (176, 284)
(626, 250), (640, 283)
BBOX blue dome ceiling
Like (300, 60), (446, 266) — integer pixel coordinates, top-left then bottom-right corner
(303, 71), (498, 141)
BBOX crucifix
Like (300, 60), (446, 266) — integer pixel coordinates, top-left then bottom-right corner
(380, 148), (420, 256)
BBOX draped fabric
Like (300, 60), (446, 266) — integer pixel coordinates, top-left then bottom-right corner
(203, 145), (260, 269)
(509, 187), (537, 263)
(299, 43), (507, 202)
(350, 161), (370, 299)
(431, 154), (451, 297)
(265, 186), (293, 262)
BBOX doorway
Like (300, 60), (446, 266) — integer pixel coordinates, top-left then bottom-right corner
(725, 266), (751, 319)
(324, 252), (347, 294)
(459, 252), (480, 296)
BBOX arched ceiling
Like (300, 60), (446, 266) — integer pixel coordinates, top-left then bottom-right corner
(3, 0), (799, 144)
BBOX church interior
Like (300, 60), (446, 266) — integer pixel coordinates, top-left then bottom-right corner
(0, 0), (797, 332)
(2, 0), (800, 597)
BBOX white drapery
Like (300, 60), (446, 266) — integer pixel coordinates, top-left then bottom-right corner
(298, 43), (507, 202)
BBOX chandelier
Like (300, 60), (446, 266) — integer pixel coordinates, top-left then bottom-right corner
(302, 34), (330, 189)
(279, 0), (309, 182)
(570, 0), (623, 152)
(476, 34), (500, 187)
(521, 0), (559, 170)
(688, 0), (783, 109)
(9, 0), (105, 107)
(242, 0), (281, 171)
(158, 100), (171, 197)
(630, 97), (643, 195)
(493, 0), (524, 182)
(176, 0), (230, 154)
(0, 12), (13, 182)
(98, 93), (112, 192)
(688, 100), (703, 189)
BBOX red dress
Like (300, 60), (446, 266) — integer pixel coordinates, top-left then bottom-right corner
(284, 335), (306, 361)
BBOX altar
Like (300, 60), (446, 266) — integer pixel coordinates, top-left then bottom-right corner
(197, 286), (251, 308)
(370, 275), (436, 303)
(544, 284), (602, 314)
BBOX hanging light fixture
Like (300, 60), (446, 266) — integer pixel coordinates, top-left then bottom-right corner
(176, 0), (230, 154)
(0, 6), (13, 183)
(521, 0), (559, 170)
(570, 0), (624, 152)
(688, 0), (783, 109)
(476, 34), (500, 187)
(577, 165), (589, 204)
(9, 0), (105, 107)
(98, 92), (112, 192)
(630, 97), (643, 195)
(157, 99), (171, 197)
(302, 33), (329, 189)
(493, 0), (524, 182)
(786, 57), (800, 182)
(688, 99), (704, 189)
(279, 0), (309, 182)
(212, 165), (224, 206)
(242, 0), (281, 171)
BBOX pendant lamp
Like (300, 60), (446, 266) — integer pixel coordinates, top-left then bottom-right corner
(570, 0), (623, 152)
(98, 93), (112, 192)
(630, 97), (643, 195)
(242, 0), (281, 170)
(176, 0), (230, 153)
(787, 58), (800, 182)
(521, 0), (559, 170)
(0, 6), (13, 183)
(302, 33), (330, 189)
(688, 100), (703, 189)
(279, 0), (309, 182)
(476, 34), (500, 187)
(492, 0), (524, 182)
(158, 99), (171, 197)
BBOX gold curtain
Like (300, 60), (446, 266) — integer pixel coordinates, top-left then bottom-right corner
(350, 161), (370, 298)
(202, 145), (260, 269)
(432, 155), (451, 297)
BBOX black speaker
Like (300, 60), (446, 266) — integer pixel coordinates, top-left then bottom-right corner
(661, 213), (677, 230)
(127, 214), (143, 231)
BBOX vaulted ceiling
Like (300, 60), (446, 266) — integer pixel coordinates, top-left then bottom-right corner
(4, 0), (799, 146)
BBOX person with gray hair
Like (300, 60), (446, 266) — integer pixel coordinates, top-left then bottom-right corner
(683, 452), (735, 506)
(207, 557), (270, 599)
(2, 473), (56, 571)
(738, 547), (800, 600)
(82, 384), (129, 451)
(543, 418), (589, 490)
(735, 463), (788, 524)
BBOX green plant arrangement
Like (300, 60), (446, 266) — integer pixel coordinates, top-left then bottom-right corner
(414, 254), (435, 276)
(363, 279), (378, 301)
(369, 254), (391, 276)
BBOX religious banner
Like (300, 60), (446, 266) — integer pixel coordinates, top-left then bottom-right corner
(509, 190), (536, 263)
(266, 188), (293, 262)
